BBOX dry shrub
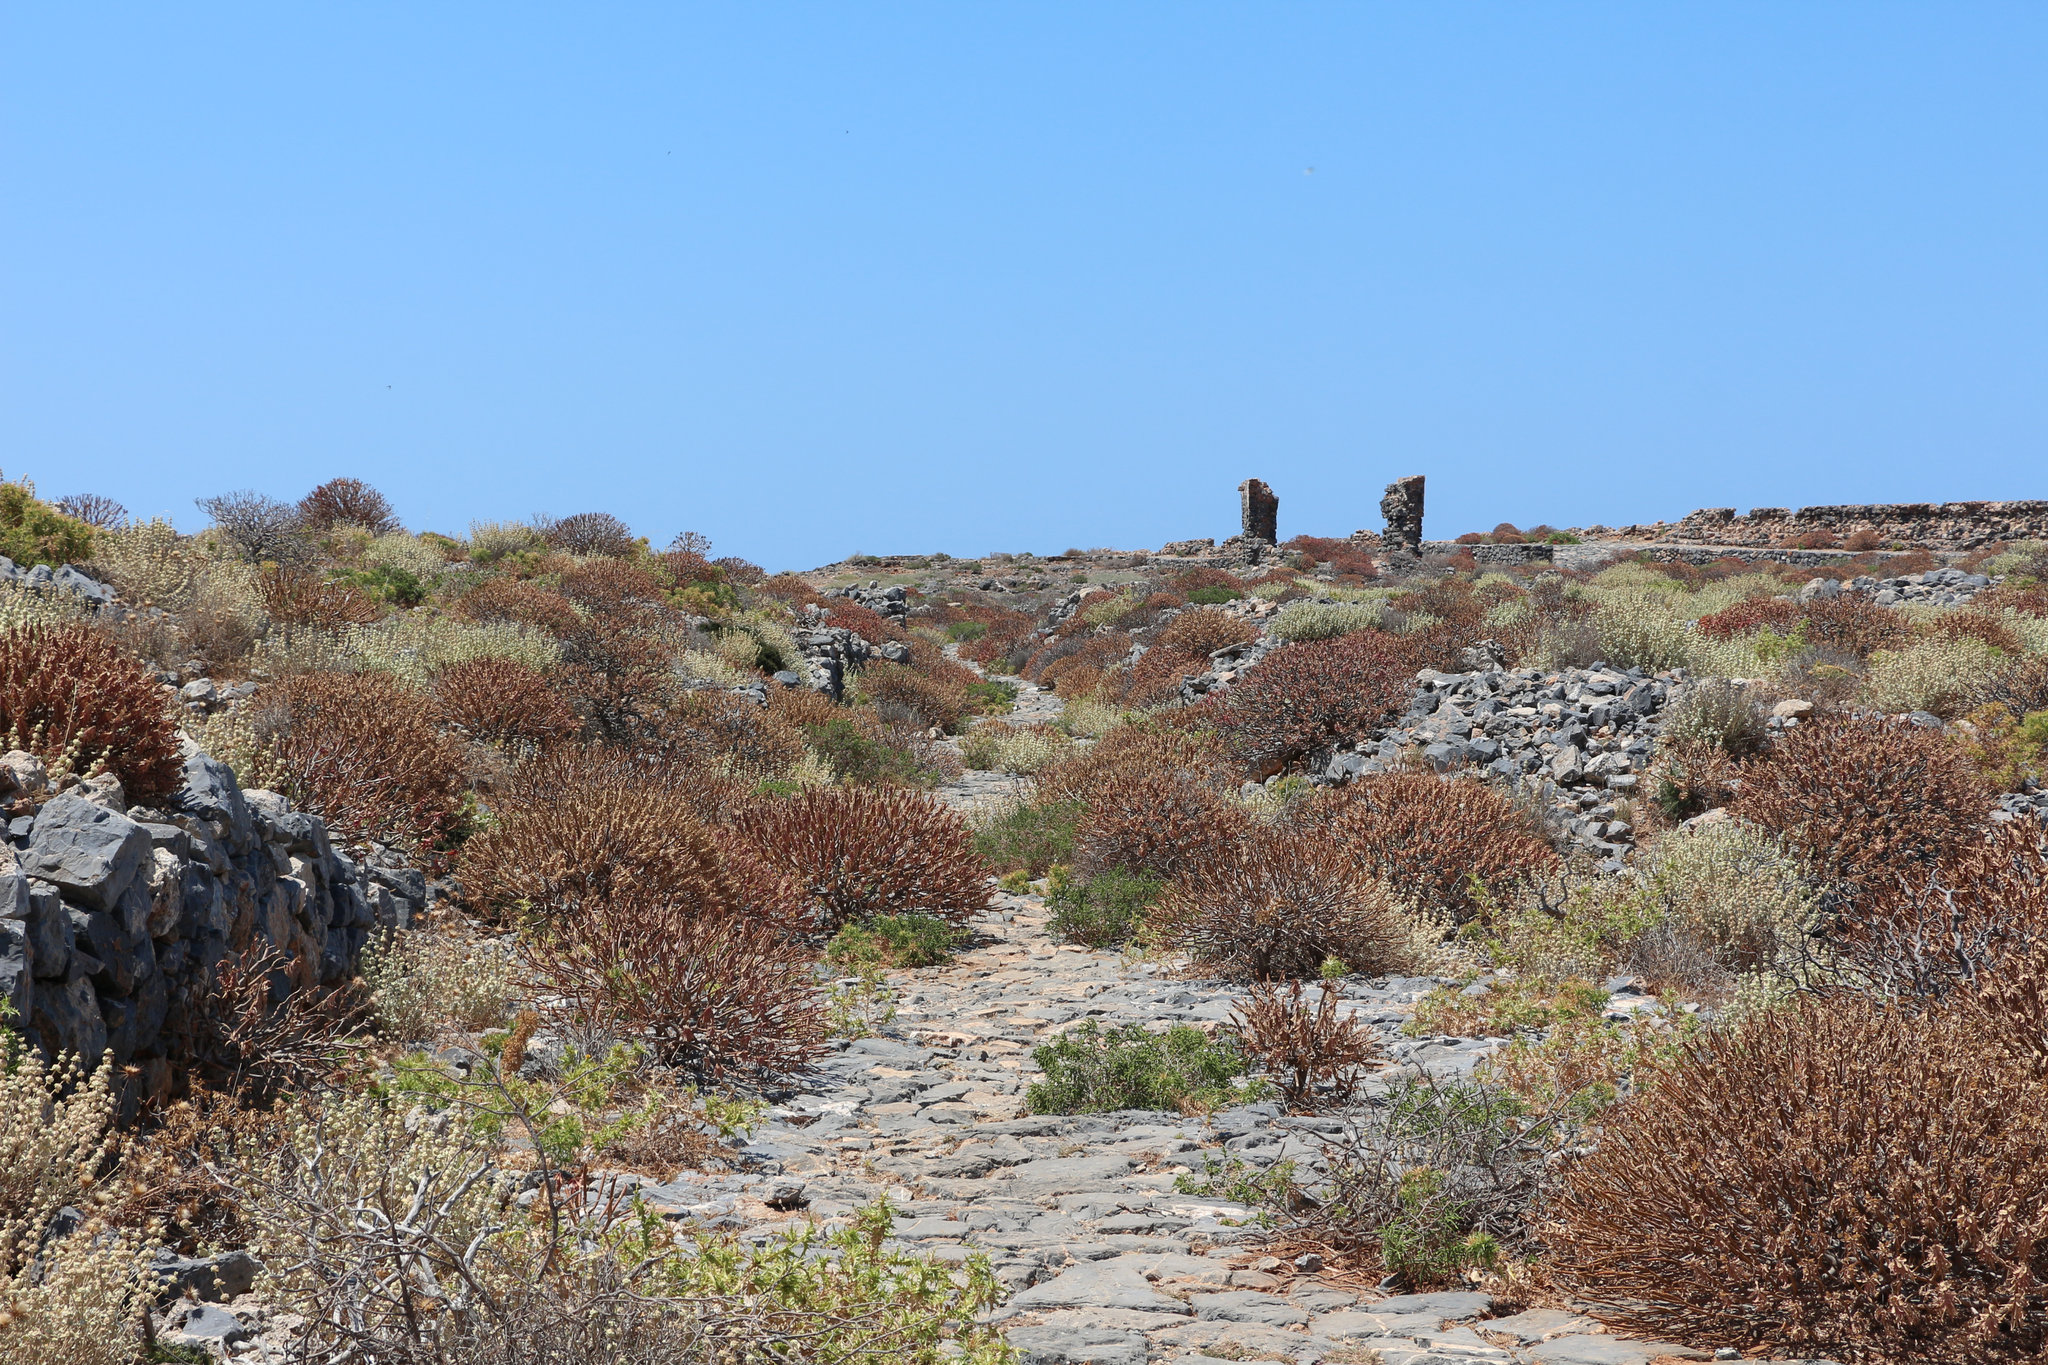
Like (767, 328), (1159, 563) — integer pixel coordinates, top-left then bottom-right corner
(361, 931), (513, 1042)
(0, 621), (182, 801)
(1734, 713), (1992, 897)
(431, 657), (581, 751)
(1049, 661), (1106, 699)
(1547, 995), (2048, 1362)
(1211, 630), (1422, 772)
(1284, 535), (1380, 580)
(1153, 607), (1258, 656)
(523, 884), (826, 1080)
(268, 671), (465, 851)
(756, 572), (827, 607)
(1035, 723), (1232, 806)
(1694, 595), (1802, 641)
(1328, 773), (1557, 921)
(1152, 832), (1404, 980)
(1032, 633), (1130, 689)
(260, 564), (383, 629)
(860, 660), (968, 731)
(1977, 653), (2048, 724)
(1072, 766), (1247, 881)
(733, 787), (992, 930)
(540, 511), (638, 557)
(455, 576), (584, 636)
(195, 489), (307, 564)
(823, 599), (897, 641)
(1801, 595), (1911, 657)
(460, 748), (803, 923)
(1930, 609), (2027, 657)
(1230, 981), (1381, 1108)
(557, 557), (664, 610)
(1116, 643), (1212, 707)
(297, 476), (399, 535)
(55, 492), (127, 529)
(653, 689), (805, 780)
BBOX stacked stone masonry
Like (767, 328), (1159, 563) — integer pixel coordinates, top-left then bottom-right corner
(1616, 500), (2048, 550)
(0, 741), (427, 1105)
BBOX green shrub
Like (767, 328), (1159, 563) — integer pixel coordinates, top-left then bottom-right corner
(1046, 866), (1162, 948)
(337, 562), (427, 607)
(0, 478), (95, 568)
(826, 913), (962, 969)
(1269, 599), (1384, 642)
(946, 620), (988, 643)
(972, 797), (1081, 876)
(965, 678), (1017, 712)
(804, 717), (944, 787)
(1027, 1020), (1258, 1114)
(1187, 585), (1244, 605)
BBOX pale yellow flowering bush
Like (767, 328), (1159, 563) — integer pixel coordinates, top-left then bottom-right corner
(361, 930), (514, 1041)
(1269, 599), (1385, 641)
(254, 615), (561, 683)
(1863, 636), (2007, 717)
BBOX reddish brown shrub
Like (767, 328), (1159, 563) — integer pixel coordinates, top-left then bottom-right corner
(0, 622), (182, 801)
(651, 688), (805, 778)
(1168, 567), (1249, 595)
(258, 566), (382, 630)
(1035, 724), (1232, 806)
(1116, 645), (1209, 707)
(296, 477), (399, 535)
(429, 658), (581, 751)
(1977, 653), (2048, 725)
(1928, 609), (2025, 657)
(756, 573), (827, 608)
(823, 600), (897, 641)
(859, 660), (969, 731)
(1152, 831), (1404, 980)
(522, 884), (826, 1081)
(767, 685), (844, 731)
(1072, 766), (1248, 881)
(733, 786), (992, 930)
(1153, 607), (1257, 657)
(1229, 980), (1381, 1108)
(557, 557), (665, 610)
(1328, 773), (1556, 921)
(1051, 662), (1107, 700)
(1778, 528), (1841, 550)
(1210, 630), (1422, 772)
(1038, 635), (1130, 693)
(461, 747), (804, 922)
(269, 671), (464, 851)
(540, 511), (638, 557)
(454, 577), (584, 636)
(1977, 582), (2048, 619)
(1694, 596), (1802, 641)
(1548, 995), (2048, 1362)
(1800, 596), (1911, 657)
(1734, 713), (1992, 896)
(1280, 536), (1379, 580)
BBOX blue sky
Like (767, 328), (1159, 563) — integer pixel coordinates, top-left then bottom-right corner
(4, 4), (2044, 570)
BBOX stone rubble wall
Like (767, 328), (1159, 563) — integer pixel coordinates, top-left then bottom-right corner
(0, 743), (429, 1106)
(1613, 500), (2048, 550)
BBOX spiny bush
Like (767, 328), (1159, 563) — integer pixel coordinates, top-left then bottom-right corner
(653, 687), (806, 780)
(860, 660), (969, 731)
(297, 476), (399, 535)
(1693, 595), (1801, 641)
(54, 492), (126, 530)
(539, 510), (639, 557)
(0, 621), (182, 801)
(1547, 995), (2048, 1362)
(1115, 641), (1211, 707)
(1153, 606), (1257, 656)
(460, 749), (803, 923)
(0, 477), (96, 568)
(430, 656), (581, 752)
(1328, 773), (1557, 922)
(268, 670), (466, 851)
(523, 884), (827, 1081)
(455, 575), (584, 635)
(734, 786), (993, 931)
(1027, 1021), (1255, 1115)
(259, 564), (383, 630)
(1734, 712), (1992, 898)
(1801, 594), (1912, 657)
(1210, 629), (1422, 772)
(1230, 980), (1381, 1108)
(1071, 765), (1248, 881)
(1046, 865), (1163, 948)
(1152, 832), (1406, 980)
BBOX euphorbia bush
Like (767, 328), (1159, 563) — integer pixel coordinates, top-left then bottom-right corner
(0, 622), (182, 801)
(734, 786), (991, 930)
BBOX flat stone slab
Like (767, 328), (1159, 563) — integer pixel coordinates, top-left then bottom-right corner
(1366, 1291), (1493, 1321)
(1477, 1308), (1602, 1344)
(1189, 1290), (1311, 1326)
(988, 1154), (1138, 1199)
(998, 1257), (1193, 1318)
(1527, 1335), (1711, 1365)
(1005, 1323), (1148, 1365)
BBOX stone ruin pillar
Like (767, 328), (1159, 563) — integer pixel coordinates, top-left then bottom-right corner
(1381, 475), (1424, 552)
(1239, 478), (1278, 543)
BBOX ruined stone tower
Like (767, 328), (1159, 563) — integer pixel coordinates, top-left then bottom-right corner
(1239, 478), (1278, 543)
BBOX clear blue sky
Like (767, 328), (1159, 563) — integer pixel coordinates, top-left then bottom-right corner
(5, 5), (2044, 570)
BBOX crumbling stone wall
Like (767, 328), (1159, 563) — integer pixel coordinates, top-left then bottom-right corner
(1, 743), (428, 1105)
(1614, 501), (2048, 550)
(1381, 476), (1424, 552)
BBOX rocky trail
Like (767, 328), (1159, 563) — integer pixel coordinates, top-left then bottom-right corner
(607, 685), (1790, 1365)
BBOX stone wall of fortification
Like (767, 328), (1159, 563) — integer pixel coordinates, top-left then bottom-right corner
(1611, 501), (2048, 550)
